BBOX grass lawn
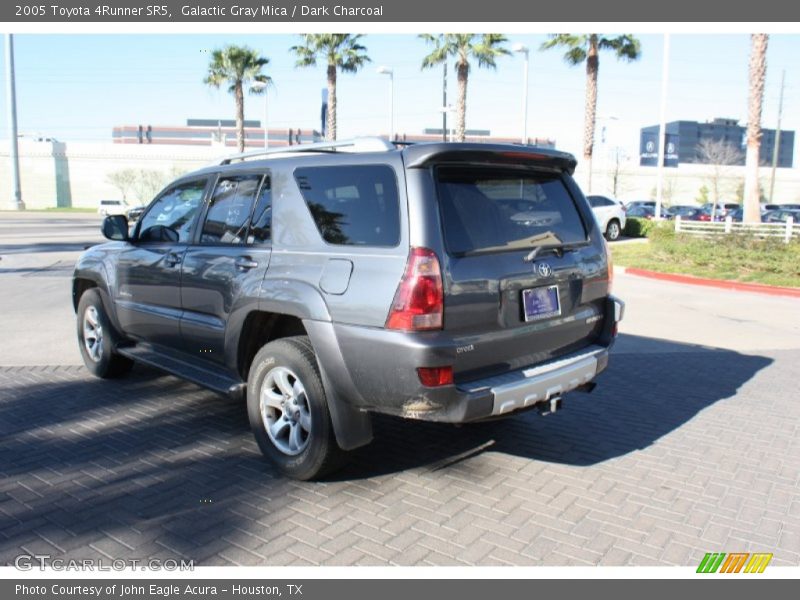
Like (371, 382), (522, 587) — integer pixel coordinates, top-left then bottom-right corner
(612, 225), (800, 288)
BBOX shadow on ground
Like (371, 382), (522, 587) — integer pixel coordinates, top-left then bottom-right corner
(0, 334), (773, 562)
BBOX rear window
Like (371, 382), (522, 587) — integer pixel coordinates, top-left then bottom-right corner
(294, 165), (400, 247)
(435, 166), (588, 256)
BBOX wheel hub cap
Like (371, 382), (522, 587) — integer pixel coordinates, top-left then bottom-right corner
(259, 366), (311, 456)
(82, 306), (104, 363)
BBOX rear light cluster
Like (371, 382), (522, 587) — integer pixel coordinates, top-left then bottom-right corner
(417, 366), (453, 387)
(385, 247), (444, 331)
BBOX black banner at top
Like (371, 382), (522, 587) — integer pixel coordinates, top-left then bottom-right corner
(3, 0), (800, 22)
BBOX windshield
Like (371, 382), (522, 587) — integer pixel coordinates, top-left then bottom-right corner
(435, 166), (588, 256)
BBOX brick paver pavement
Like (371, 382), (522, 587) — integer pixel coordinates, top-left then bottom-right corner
(1, 344), (799, 566)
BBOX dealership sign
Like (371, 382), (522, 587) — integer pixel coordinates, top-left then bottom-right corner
(640, 132), (679, 167)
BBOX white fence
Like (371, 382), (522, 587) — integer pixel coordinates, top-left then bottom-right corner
(674, 215), (799, 243)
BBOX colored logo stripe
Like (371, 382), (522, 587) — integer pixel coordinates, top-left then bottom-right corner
(697, 552), (773, 573)
(744, 553), (773, 573)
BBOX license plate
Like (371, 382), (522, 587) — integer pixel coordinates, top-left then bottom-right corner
(522, 285), (561, 321)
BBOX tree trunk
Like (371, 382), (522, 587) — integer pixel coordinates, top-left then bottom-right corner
(327, 64), (337, 141)
(744, 34), (768, 224)
(583, 35), (599, 193)
(234, 82), (245, 153)
(456, 62), (468, 142)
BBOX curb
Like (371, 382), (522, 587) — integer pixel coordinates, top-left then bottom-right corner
(616, 266), (800, 299)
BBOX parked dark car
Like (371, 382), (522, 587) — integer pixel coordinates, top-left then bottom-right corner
(73, 139), (624, 479)
(126, 205), (146, 222)
(667, 205), (704, 220)
(624, 200), (656, 213)
(763, 208), (800, 223)
(626, 205), (669, 220)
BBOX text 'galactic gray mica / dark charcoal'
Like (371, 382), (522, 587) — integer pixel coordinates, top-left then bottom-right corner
(5, 0), (799, 22)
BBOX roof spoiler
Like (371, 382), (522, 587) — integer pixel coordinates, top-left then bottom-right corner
(403, 143), (577, 175)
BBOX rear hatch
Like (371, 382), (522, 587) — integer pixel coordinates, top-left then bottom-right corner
(430, 160), (609, 383)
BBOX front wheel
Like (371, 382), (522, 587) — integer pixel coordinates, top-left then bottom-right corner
(605, 219), (621, 241)
(247, 336), (343, 480)
(76, 288), (133, 378)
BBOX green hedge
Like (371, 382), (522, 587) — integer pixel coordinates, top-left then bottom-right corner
(623, 217), (656, 238)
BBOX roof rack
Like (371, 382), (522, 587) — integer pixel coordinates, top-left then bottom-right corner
(216, 137), (396, 165)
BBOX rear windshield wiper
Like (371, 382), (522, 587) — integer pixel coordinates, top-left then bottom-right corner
(522, 240), (590, 262)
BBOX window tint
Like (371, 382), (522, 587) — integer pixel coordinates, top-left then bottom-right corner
(294, 165), (400, 247)
(247, 179), (272, 245)
(436, 167), (587, 256)
(201, 175), (262, 245)
(138, 179), (207, 243)
(588, 196), (614, 207)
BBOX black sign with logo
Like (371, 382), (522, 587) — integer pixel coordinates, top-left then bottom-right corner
(640, 132), (679, 167)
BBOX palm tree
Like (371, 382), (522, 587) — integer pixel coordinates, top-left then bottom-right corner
(541, 34), (641, 192)
(421, 34), (510, 142)
(204, 45), (271, 153)
(291, 34), (370, 141)
(743, 34), (768, 224)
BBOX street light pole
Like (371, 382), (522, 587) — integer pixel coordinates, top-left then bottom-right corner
(5, 34), (24, 210)
(513, 43), (529, 145)
(250, 80), (269, 150)
(377, 66), (394, 141)
(654, 33), (671, 221)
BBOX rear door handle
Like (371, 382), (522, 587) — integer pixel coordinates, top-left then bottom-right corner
(164, 252), (182, 267)
(235, 256), (259, 270)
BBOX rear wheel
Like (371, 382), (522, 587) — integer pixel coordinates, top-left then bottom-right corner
(76, 288), (133, 378)
(247, 336), (343, 480)
(605, 219), (621, 241)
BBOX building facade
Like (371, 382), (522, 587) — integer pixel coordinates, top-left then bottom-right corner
(640, 118), (794, 168)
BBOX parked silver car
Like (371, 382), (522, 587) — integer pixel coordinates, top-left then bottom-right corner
(587, 195), (627, 240)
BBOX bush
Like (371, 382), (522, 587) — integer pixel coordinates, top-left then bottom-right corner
(623, 217), (655, 238)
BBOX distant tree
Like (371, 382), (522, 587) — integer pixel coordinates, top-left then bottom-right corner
(205, 45), (271, 153)
(696, 138), (744, 219)
(743, 34), (769, 224)
(696, 184), (710, 204)
(421, 34), (510, 142)
(131, 170), (167, 204)
(106, 169), (138, 203)
(291, 34), (370, 141)
(541, 34), (641, 192)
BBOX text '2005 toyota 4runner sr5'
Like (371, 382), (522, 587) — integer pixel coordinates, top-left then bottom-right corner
(74, 138), (624, 480)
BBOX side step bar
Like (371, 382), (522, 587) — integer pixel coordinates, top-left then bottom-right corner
(117, 344), (246, 397)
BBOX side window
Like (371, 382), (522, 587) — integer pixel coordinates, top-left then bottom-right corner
(247, 179), (272, 245)
(294, 165), (400, 247)
(200, 175), (263, 245)
(138, 179), (207, 243)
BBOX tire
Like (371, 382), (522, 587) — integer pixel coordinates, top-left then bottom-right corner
(76, 288), (133, 378)
(247, 336), (343, 480)
(605, 219), (621, 241)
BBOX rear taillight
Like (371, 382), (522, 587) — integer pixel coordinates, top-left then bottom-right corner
(386, 247), (444, 331)
(604, 240), (614, 293)
(417, 366), (453, 387)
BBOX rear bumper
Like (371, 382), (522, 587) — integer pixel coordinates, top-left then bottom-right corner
(321, 295), (625, 424)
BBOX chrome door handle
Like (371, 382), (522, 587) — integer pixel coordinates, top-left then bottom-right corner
(235, 256), (258, 270)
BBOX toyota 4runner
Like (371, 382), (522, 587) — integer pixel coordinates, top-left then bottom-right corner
(73, 138), (624, 480)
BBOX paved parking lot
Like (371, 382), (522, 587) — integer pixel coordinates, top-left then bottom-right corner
(1, 213), (799, 566)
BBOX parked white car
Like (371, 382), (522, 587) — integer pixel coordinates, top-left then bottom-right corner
(97, 199), (128, 216)
(587, 195), (627, 241)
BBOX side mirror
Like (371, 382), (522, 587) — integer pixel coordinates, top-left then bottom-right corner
(102, 215), (129, 241)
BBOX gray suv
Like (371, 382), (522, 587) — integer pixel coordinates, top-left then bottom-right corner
(73, 138), (624, 480)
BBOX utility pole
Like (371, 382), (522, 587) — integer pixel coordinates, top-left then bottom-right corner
(654, 33), (670, 221)
(442, 62), (447, 142)
(5, 34), (24, 210)
(768, 69), (785, 203)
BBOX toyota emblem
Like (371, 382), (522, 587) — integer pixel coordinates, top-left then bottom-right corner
(537, 263), (553, 277)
